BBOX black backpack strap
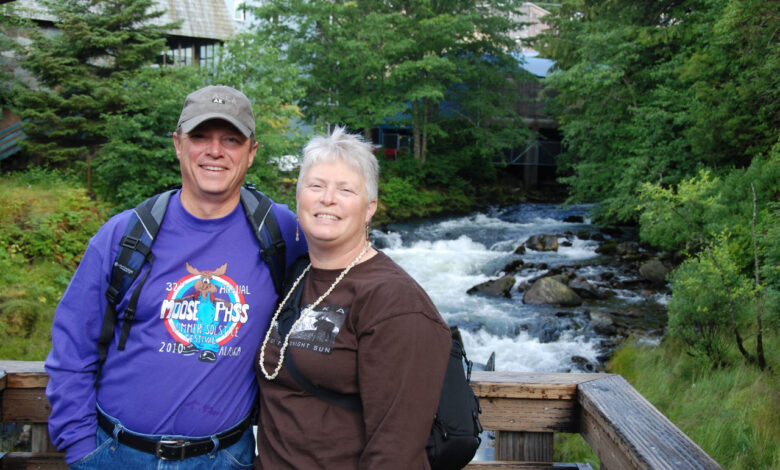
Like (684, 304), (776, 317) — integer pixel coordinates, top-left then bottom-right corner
(240, 185), (286, 296)
(276, 257), (362, 412)
(98, 190), (174, 375)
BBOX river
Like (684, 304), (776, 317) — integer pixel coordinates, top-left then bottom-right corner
(373, 203), (669, 373)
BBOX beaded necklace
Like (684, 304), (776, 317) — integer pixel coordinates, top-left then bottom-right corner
(259, 242), (371, 380)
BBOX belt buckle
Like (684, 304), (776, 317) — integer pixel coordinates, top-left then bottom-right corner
(155, 439), (188, 460)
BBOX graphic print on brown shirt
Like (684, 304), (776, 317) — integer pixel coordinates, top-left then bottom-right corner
(268, 304), (347, 354)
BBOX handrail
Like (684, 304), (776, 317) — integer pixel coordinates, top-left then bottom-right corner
(0, 361), (722, 470)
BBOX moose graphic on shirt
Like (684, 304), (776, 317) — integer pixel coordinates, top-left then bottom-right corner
(159, 262), (250, 363)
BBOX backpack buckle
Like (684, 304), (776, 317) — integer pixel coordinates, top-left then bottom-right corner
(106, 285), (121, 304)
(121, 236), (141, 249)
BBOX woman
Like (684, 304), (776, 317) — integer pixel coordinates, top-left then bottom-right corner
(254, 127), (452, 469)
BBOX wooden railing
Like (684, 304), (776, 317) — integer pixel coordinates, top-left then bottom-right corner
(0, 361), (722, 470)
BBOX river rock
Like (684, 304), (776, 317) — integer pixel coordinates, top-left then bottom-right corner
(525, 234), (559, 252)
(563, 215), (584, 223)
(590, 232), (605, 241)
(501, 259), (524, 274)
(571, 355), (597, 372)
(616, 241), (644, 260)
(588, 311), (617, 335)
(569, 276), (606, 299)
(639, 258), (669, 286)
(523, 277), (582, 306)
(467, 275), (516, 298)
(514, 244), (526, 254)
(576, 230), (590, 240)
(595, 240), (617, 255)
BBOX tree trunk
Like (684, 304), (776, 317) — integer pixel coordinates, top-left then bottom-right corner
(421, 99), (428, 164)
(412, 100), (421, 160)
(750, 184), (766, 370)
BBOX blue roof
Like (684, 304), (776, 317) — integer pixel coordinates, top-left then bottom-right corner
(514, 50), (556, 78)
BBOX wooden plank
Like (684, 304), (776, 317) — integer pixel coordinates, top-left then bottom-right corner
(1, 370), (6, 392)
(471, 372), (606, 400)
(0, 362), (48, 389)
(495, 431), (553, 462)
(466, 462), (591, 469)
(0, 452), (66, 470)
(480, 397), (577, 433)
(1, 389), (51, 423)
(578, 375), (723, 470)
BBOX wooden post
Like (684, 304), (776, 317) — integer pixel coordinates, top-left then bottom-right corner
(495, 431), (553, 462)
(30, 423), (57, 453)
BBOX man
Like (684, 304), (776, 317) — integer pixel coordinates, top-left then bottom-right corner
(45, 85), (306, 468)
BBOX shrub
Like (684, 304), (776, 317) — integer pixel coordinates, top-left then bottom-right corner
(0, 170), (110, 359)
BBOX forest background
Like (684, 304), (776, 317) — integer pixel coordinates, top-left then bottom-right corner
(1, 0), (778, 468)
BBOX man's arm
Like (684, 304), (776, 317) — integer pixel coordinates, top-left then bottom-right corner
(45, 219), (121, 464)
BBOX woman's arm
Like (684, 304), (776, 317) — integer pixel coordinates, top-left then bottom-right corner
(357, 312), (451, 469)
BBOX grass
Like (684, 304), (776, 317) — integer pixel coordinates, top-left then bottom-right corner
(608, 336), (779, 469)
(554, 334), (779, 469)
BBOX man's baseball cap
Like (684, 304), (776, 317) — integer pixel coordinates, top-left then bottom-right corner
(177, 85), (255, 137)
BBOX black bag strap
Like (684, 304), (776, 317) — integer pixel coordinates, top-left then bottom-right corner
(240, 184), (286, 296)
(98, 189), (174, 375)
(276, 257), (362, 412)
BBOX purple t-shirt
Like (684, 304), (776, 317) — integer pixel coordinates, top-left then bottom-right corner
(45, 192), (305, 464)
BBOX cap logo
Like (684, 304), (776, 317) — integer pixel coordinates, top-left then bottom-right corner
(212, 96), (226, 104)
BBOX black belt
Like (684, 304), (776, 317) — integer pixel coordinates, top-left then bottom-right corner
(97, 410), (251, 460)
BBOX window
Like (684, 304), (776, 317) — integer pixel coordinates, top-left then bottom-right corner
(235, 2), (246, 21)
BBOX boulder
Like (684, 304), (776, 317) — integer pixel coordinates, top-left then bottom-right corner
(514, 244), (526, 255)
(590, 232), (605, 241)
(523, 277), (582, 306)
(569, 276), (606, 299)
(616, 241), (639, 257)
(639, 259), (669, 286)
(589, 311), (617, 335)
(501, 259), (524, 274)
(563, 215), (584, 223)
(525, 234), (559, 252)
(467, 275), (516, 298)
(595, 240), (618, 255)
(576, 230), (591, 240)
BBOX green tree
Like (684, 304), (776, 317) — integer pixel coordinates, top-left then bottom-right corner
(11, 0), (177, 187)
(639, 145), (780, 367)
(95, 35), (308, 210)
(93, 67), (204, 209)
(537, 0), (779, 224)
(209, 32), (307, 204)
(250, 0), (526, 164)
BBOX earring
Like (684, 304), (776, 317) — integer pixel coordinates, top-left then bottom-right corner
(295, 218), (300, 242)
(365, 223), (370, 242)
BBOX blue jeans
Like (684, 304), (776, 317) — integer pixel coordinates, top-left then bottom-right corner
(70, 410), (255, 469)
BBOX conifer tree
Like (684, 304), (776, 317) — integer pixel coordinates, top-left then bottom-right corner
(12, 0), (177, 186)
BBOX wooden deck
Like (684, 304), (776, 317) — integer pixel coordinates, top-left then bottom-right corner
(0, 361), (722, 470)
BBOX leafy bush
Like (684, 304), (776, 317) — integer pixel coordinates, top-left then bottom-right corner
(667, 238), (754, 365)
(0, 171), (110, 359)
(639, 145), (779, 367)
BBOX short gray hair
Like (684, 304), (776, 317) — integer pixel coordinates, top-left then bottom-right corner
(297, 126), (379, 203)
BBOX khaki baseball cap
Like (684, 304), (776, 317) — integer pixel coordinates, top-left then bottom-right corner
(177, 85), (255, 137)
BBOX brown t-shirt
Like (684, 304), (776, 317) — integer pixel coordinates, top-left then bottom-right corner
(254, 251), (451, 470)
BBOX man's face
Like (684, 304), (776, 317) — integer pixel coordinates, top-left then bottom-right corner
(173, 120), (258, 208)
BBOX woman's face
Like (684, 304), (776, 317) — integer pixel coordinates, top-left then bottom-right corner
(298, 158), (377, 253)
